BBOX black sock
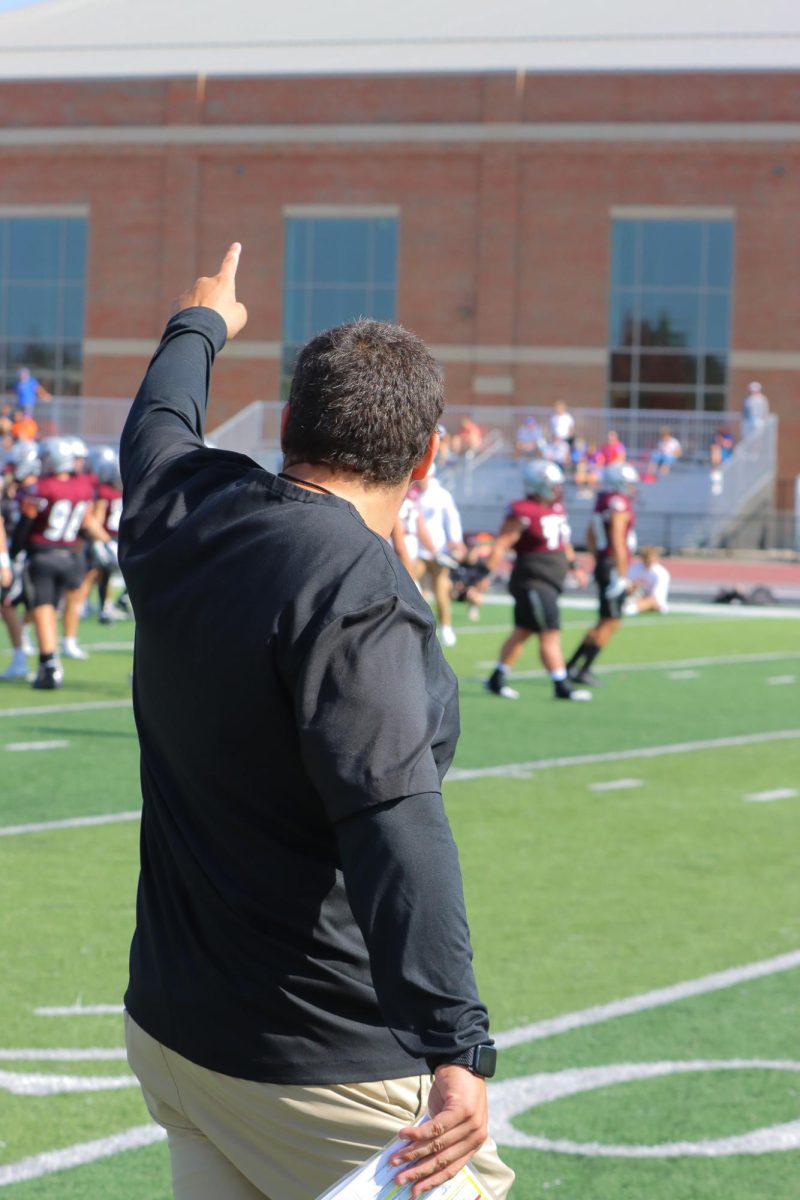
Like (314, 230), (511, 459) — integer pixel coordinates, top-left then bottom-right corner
(566, 639), (591, 671)
(579, 644), (602, 672)
(39, 652), (55, 667)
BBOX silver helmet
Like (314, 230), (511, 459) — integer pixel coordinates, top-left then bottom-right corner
(601, 462), (640, 495)
(88, 445), (121, 488)
(6, 440), (41, 482)
(522, 459), (565, 502)
(39, 436), (80, 476)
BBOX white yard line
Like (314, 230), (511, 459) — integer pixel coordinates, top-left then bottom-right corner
(5, 740), (69, 752)
(493, 948), (800, 1050)
(0, 699), (131, 719)
(744, 789), (799, 803)
(0, 1125), (165, 1187)
(588, 779), (643, 792)
(3, 948), (800, 1184)
(35, 1004), (124, 1017)
(767, 675), (796, 685)
(474, 649), (800, 682)
(0, 811), (140, 838)
(447, 728), (800, 783)
(0, 1048), (127, 1061)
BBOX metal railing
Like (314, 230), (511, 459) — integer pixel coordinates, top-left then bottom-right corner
(2, 395), (132, 446)
(442, 405), (741, 463)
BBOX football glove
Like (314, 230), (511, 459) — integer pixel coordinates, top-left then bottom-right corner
(604, 570), (629, 601)
(92, 539), (119, 570)
(1, 556), (26, 607)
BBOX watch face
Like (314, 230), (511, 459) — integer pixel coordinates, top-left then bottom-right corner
(475, 1044), (497, 1078)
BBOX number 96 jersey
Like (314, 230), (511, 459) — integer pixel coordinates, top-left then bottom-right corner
(507, 497), (572, 592)
(25, 474), (95, 549)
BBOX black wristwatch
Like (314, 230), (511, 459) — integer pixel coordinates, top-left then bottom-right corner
(432, 1042), (497, 1078)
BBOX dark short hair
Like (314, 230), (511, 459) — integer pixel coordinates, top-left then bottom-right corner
(283, 319), (444, 486)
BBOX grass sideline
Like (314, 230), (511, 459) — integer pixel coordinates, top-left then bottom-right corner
(0, 603), (798, 1198)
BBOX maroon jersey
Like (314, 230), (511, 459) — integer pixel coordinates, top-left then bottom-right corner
(507, 497), (572, 591)
(591, 491), (637, 566)
(97, 482), (123, 536)
(25, 475), (94, 549)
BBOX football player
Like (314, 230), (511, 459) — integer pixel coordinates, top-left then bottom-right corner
(479, 460), (591, 702)
(566, 461), (639, 686)
(11, 437), (105, 689)
(90, 446), (125, 622)
(61, 436), (95, 659)
(0, 442), (40, 679)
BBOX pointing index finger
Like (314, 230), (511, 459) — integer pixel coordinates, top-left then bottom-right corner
(219, 242), (242, 280)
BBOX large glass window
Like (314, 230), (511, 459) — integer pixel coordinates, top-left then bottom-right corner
(608, 216), (733, 411)
(0, 214), (87, 397)
(282, 215), (398, 393)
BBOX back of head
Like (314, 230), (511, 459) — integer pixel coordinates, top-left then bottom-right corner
(89, 444), (121, 488)
(283, 319), (444, 487)
(6, 440), (41, 482)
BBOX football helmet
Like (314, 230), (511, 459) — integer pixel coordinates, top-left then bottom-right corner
(6, 440), (41, 482)
(522, 459), (564, 501)
(601, 462), (639, 495)
(88, 445), (121, 488)
(65, 436), (88, 465)
(39, 436), (79, 476)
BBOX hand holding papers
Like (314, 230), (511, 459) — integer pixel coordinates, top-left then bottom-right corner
(315, 1118), (495, 1200)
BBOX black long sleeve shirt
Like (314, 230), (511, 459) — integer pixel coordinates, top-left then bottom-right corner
(119, 307), (490, 1084)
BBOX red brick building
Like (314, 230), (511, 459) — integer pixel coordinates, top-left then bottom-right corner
(0, 4), (798, 491)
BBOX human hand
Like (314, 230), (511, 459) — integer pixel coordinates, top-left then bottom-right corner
(572, 566), (588, 588)
(174, 243), (248, 340)
(605, 570), (628, 600)
(0, 566), (11, 590)
(392, 1065), (488, 1197)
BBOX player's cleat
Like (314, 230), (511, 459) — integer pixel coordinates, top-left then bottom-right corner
(99, 607), (127, 624)
(61, 640), (89, 660)
(570, 668), (603, 687)
(31, 662), (63, 690)
(1, 653), (30, 680)
(485, 670), (519, 700)
(622, 599), (639, 616)
(20, 632), (36, 656)
(440, 625), (457, 647)
(554, 679), (592, 702)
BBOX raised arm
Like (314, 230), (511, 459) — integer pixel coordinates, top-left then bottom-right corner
(120, 243), (247, 495)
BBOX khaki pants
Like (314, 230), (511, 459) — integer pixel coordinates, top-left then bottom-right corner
(415, 559), (453, 628)
(125, 1014), (514, 1200)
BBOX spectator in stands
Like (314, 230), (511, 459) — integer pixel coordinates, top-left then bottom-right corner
(0, 404), (13, 449)
(14, 367), (51, 415)
(549, 400), (575, 450)
(449, 416), (483, 459)
(434, 422), (451, 468)
(540, 430), (570, 469)
(10, 409), (38, 444)
(573, 442), (604, 493)
(742, 381), (770, 437)
(710, 426), (736, 466)
(600, 429), (626, 465)
(648, 427), (682, 477)
(515, 415), (542, 458)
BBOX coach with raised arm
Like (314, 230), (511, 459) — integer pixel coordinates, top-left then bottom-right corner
(119, 245), (513, 1200)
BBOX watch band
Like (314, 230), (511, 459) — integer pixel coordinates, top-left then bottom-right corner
(431, 1042), (497, 1078)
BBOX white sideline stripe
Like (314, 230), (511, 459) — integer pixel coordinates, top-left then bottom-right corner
(668, 670), (698, 680)
(494, 948), (800, 1050)
(0, 1125), (165, 1187)
(476, 649), (800, 683)
(588, 778), (643, 792)
(447, 728), (800, 782)
(5, 740), (69, 752)
(35, 1004), (124, 1017)
(0, 811), (140, 838)
(744, 789), (799, 803)
(768, 675), (796, 685)
(0, 1048), (127, 1060)
(480, 595), (800, 620)
(0, 699), (131, 719)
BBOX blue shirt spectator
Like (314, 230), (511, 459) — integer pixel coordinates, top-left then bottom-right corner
(14, 368), (51, 413)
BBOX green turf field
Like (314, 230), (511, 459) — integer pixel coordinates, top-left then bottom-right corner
(1, 601), (799, 1198)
